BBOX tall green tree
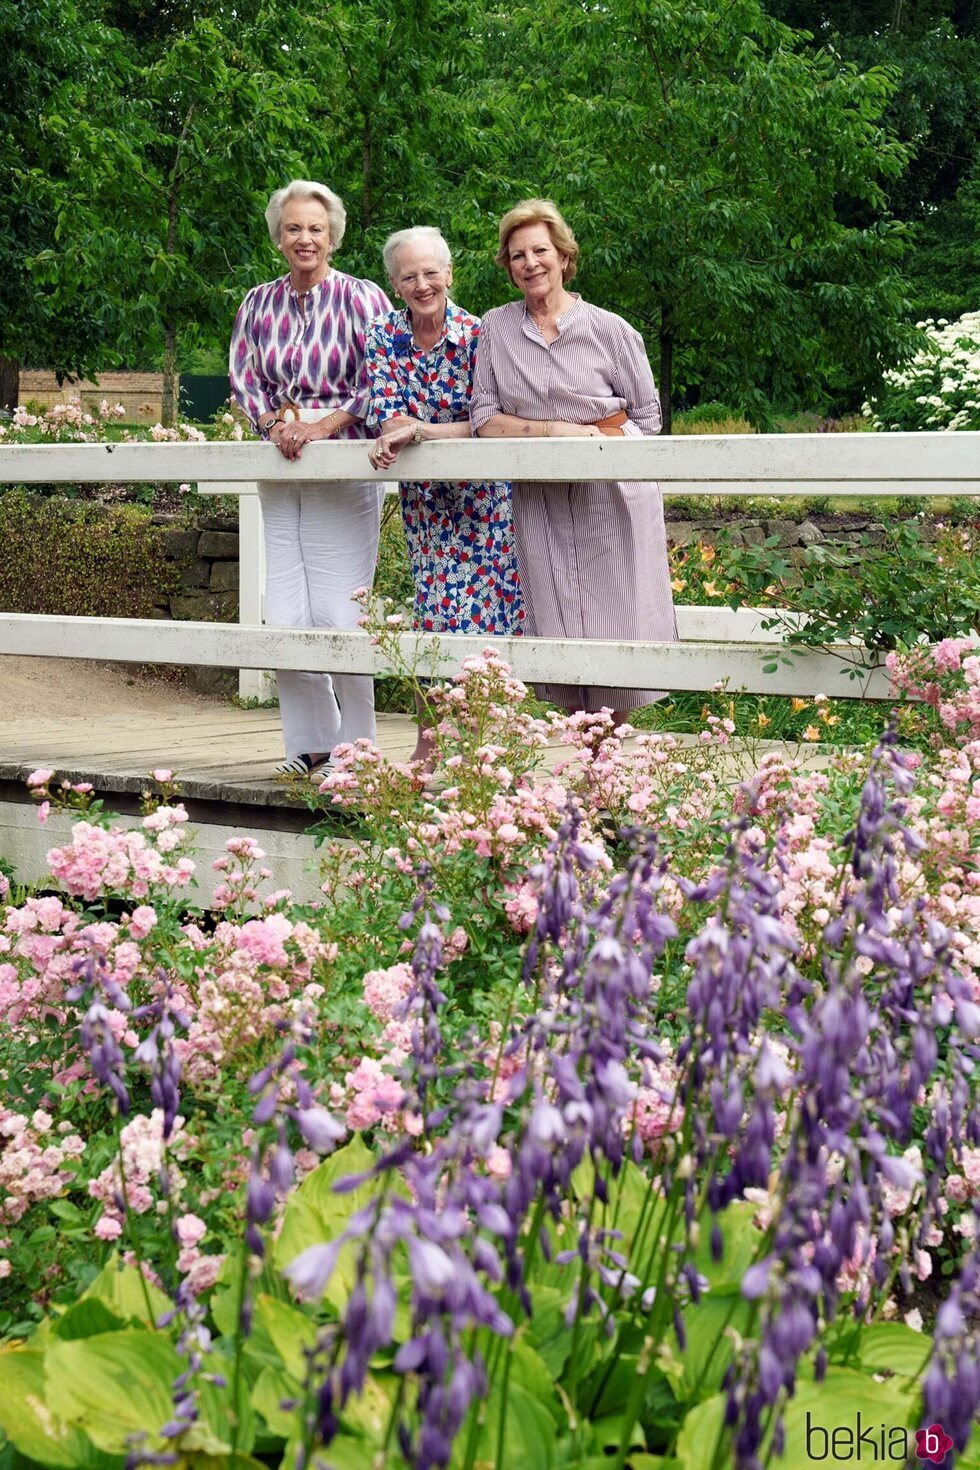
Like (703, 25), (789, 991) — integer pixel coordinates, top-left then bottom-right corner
(31, 7), (321, 422)
(449, 0), (917, 427)
(0, 0), (125, 407)
(765, 0), (980, 320)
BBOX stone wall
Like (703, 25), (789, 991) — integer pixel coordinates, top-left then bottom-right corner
(663, 513), (906, 550)
(150, 511), (240, 694)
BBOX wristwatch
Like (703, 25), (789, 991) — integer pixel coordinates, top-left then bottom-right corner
(410, 423), (425, 445)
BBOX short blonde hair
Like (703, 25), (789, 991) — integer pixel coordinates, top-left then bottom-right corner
(383, 226), (452, 282)
(265, 181), (346, 253)
(495, 198), (579, 284)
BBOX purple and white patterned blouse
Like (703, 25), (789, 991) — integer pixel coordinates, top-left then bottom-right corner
(228, 270), (391, 440)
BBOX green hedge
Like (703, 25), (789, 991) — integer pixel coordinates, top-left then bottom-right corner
(0, 490), (178, 618)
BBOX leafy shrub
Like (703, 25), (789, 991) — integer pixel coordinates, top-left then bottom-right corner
(0, 490), (178, 618)
(864, 309), (980, 431)
(720, 517), (980, 662)
(673, 401), (754, 433)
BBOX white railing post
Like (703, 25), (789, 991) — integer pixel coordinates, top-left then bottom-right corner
(233, 484), (275, 702)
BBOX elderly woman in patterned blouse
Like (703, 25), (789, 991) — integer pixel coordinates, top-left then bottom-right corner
(365, 226), (524, 766)
(471, 198), (676, 728)
(229, 179), (391, 778)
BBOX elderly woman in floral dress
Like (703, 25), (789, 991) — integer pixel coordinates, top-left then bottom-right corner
(229, 179), (391, 777)
(471, 198), (676, 726)
(365, 226), (524, 765)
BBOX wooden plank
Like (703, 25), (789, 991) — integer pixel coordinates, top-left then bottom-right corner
(0, 612), (889, 699)
(2, 432), (979, 486)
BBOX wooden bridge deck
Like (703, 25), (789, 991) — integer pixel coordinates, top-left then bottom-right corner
(0, 677), (836, 900)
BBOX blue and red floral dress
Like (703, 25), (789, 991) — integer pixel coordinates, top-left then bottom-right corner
(365, 302), (524, 635)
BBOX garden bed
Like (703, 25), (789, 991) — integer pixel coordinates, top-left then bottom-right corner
(0, 639), (978, 1470)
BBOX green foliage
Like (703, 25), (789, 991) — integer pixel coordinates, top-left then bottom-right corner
(721, 517), (980, 660)
(0, 490), (177, 618)
(2, 0), (928, 426)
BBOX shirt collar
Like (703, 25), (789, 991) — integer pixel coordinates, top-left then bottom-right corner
(392, 300), (463, 355)
(521, 292), (581, 339)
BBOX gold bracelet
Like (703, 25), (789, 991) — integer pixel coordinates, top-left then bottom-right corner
(542, 420), (553, 438)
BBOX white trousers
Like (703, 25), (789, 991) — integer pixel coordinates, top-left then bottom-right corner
(258, 474), (383, 757)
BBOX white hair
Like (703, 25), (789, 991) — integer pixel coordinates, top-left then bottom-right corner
(383, 226), (452, 281)
(265, 181), (346, 252)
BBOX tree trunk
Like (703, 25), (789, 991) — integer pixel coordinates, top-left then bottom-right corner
(162, 322), (178, 427)
(362, 119), (372, 229)
(658, 306), (673, 436)
(0, 353), (20, 414)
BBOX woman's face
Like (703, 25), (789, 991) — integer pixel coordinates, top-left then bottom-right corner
(506, 221), (568, 305)
(391, 241), (452, 319)
(279, 197), (332, 283)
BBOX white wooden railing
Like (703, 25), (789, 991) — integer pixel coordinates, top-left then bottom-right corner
(1, 433), (978, 703)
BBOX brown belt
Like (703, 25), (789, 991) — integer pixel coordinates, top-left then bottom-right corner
(591, 410), (628, 436)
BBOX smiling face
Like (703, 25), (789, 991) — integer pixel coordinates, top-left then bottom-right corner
(505, 220), (569, 305)
(391, 240), (452, 320)
(278, 196), (332, 286)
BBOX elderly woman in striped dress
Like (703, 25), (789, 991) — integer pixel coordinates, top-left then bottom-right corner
(470, 198), (676, 725)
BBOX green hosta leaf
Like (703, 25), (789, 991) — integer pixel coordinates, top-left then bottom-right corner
(251, 1363), (298, 1438)
(0, 1347), (120, 1469)
(472, 1379), (559, 1469)
(52, 1299), (129, 1341)
(44, 1331), (181, 1454)
(852, 1322), (931, 1378)
(338, 1371), (397, 1443)
(674, 1393), (728, 1468)
(275, 1133), (377, 1258)
(252, 1294), (317, 1383)
(275, 1135), (383, 1312)
(79, 1256), (171, 1328)
(608, 1161), (665, 1255)
(693, 1202), (765, 1290)
(674, 1291), (754, 1401)
(525, 1285), (595, 1378)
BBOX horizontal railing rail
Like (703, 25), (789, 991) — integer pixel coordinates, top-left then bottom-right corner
(1, 431), (979, 492)
(1, 433), (977, 704)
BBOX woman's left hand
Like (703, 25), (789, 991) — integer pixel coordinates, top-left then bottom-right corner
(368, 418), (422, 470)
(275, 418), (327, 460)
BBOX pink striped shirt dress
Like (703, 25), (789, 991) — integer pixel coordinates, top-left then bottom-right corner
(470, 297), (677, 711)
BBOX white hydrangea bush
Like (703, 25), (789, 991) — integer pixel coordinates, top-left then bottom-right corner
(863, 310), (980, 431)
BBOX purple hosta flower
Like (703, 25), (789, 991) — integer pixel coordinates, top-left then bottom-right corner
(724, 735), (979, 1469)
(922, 1210), (980, 1457)
(520, 802), (598, 984)
(132, 978), (190, 1142)
(80, 1001), (131, 1114)
(399, 912), (448, 1126)
(126, 1282), (223, 1468)
(239, 1017), (344, 1337)
(282, 900), (519, 1469)
(68, 953), (133, 1113)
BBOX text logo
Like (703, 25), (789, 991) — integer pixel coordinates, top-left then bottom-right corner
(914, 1424), (953, 1465)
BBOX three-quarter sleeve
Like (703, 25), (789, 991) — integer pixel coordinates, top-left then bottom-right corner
(338, 281), (393, 422)
(614, 321), (662, 436)
(228, 289), (278, 432)
(469, 310), (503, 433)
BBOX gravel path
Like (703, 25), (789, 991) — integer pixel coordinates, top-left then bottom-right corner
(0, 656), (223, 720)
